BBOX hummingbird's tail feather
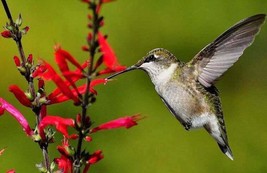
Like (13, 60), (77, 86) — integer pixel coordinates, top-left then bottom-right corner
(218, 143), (234, 160)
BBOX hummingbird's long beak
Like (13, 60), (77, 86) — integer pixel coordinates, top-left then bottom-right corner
(106, 65), (137, 80)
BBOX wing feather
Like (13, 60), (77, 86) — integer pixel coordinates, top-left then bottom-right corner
(187, 14), (266, 87)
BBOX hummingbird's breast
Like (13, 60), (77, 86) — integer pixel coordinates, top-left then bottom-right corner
(155, 77), (213, 128)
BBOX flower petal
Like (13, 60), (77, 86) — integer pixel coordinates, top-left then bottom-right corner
(88, 150), (104, 164)
(1, 30), (12, 38)
(6, 169), (16, 173)
(55, 48), (83, 72)
(42, 62), (80, 104)
(98, 32), (126, 71)
(54, 155), (73, 173)
(91, 114), (143, 133)
(9, 85), (32, 107)
(0, 98), (33, 136)
(39, 116), (75, 139)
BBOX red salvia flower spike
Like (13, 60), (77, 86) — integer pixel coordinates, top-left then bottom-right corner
(91, 114), (143, 133)
(39, 116), (75, 140)
(13, 56), (20, 67)
(1, 30), (12, 38)
(0, 98), (33, 136)
(9, 85), (32, 107)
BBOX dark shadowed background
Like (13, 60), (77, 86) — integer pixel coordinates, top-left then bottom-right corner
(0, 0), (267, 172)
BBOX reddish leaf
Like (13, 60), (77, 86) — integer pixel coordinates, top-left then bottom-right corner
(0, 98), (33, 136)
(9, 85), (32, 107)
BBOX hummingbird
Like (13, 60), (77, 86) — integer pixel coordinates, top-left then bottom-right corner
(106, 14), (266, 160)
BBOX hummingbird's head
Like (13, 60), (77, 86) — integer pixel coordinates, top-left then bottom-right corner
(106, 48), (179, 80)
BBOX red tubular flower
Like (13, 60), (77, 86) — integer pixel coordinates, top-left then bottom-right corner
(27, 54), (33, 64)
(83, 150), (104, 173)
(6, 169), (16, 173)
(39, 116), (75, 140)
(48, 78), (106, 104)
(97, 32), (126, 73)
(13, 56), (20, 67)
(55, 48), (83, 72)
(54, 155), (73, 173)
(0, 98), (33, 136)
(39, 62), (80, 104)
(91, 114), (143, 133)
(32, 63), (47, 78)
(9, 85), (32, 107)
(40, 105), (47, 119)
(85, 136), (92, 142)
(88, 150), (104, 164)
(1, 30), (12, 38)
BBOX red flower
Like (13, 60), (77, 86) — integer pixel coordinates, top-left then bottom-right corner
(83, 150), (104, 173)
(91, 114), (143, 133)
(88, 150), (103, 164)
(27, 54), (33, 64)
(1, 30), (12, 38)
(85, 136), (92, 142)
(39, 116), (75, 140)
(6, 169), (16, 173)
(55, 48), (83, 73)
(48, 78), (106, 104)
(13, 56), (20, 67)
(40, 105), (47, 119)
(9, 85), (32, 107)
(54, 155), (73, 173)
(31, 63), (47, 78)
(0, 98), (33, 136)
(57, 138), (74, 157)
(97, 32), (126, 74)
(36, 62), (80, 104)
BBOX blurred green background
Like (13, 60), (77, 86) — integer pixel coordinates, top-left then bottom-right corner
(1, 0), (267, 172)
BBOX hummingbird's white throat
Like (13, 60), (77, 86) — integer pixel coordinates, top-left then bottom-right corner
(140, 62), (178, 86)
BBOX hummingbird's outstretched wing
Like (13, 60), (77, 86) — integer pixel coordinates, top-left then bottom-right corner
(187, 14), (266, 87)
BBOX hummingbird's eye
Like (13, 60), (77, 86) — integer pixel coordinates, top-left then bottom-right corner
(144, 54), (156, 63)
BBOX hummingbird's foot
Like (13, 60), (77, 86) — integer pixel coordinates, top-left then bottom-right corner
(184, 121), (192, 131)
